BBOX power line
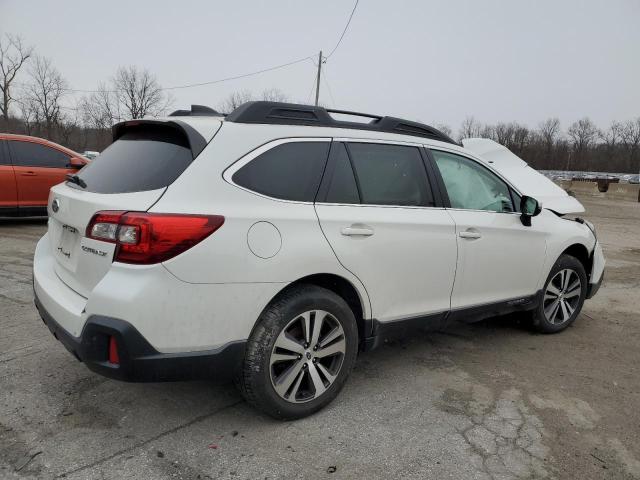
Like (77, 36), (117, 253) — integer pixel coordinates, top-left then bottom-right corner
(321, 66), (336, 107)
(306, 64), (319, 104)
(10, 2), (359, 98)
(15, 55), (315, 94)
(325, 0), (359, 60)
(162, 55), (314, 91)
(314, 0), (360, 104)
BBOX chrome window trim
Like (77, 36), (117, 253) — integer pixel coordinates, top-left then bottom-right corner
(315, 201), (445, 211)
(443, 207), (522, 216)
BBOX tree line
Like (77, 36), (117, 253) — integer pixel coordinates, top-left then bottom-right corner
(1, 33), (638, 173)
(437, 116), (640, 174)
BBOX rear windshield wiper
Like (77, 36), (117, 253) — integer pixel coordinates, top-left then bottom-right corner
(66, 174), (87, 189)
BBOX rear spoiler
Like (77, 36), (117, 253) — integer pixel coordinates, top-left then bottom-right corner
(112, 119), (208, 159)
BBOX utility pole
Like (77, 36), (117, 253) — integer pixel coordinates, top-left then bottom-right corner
(314, 50), (322, 106)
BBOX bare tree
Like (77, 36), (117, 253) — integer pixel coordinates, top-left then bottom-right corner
(79, 82), (120, 128)
(568, 117), (598, 152)
(219, 88), (289, 113)
(261, 87), (288, 103)
(538, 118), (561, 158)
(24, 55), (67, 138)
(434, 123), (452, 138)
(57, 112), (80, 148)
(599, 121), (621, 146)
(511, 123), (530, 154)
(459, 116), (482, 140)
(480, 124), (496, 140)
(599, 121), (621, 164)
(219, 90), (253, 113)
(112, 66), (171, 119)
(619, 118), (640, 168)
(0, 34), (33, 121)
(16, 96), (38, 135)
(492, 123), (513, 146)
(567, 117), (598, 170)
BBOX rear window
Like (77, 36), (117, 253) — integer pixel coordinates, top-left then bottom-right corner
(73, 125), (193, 194)
(232, 141), (330, 202)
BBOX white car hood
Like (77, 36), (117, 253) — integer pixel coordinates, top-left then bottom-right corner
(461, 138), (585, 214)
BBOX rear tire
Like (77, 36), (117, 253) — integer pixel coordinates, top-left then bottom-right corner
(531, 254), (587, 333)
(237, 284), (358, 420)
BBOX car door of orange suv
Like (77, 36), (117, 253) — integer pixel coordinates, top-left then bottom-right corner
(8, 138), (77, 215)
(0, 139), (18, 215)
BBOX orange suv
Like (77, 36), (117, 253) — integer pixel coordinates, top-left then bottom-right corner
(0, 134), (88, 217)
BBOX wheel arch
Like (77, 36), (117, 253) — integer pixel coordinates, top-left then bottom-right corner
(270, 273), (371, 345)
(538, 235), (594, 291)
(561, 243), (592, 277)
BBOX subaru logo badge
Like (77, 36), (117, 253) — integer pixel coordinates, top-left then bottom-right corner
(51, 198), (60, 213)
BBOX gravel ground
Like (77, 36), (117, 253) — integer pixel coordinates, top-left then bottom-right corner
(1, 195), (638, 480)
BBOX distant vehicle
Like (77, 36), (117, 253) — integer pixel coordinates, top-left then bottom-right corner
(82, 151), (100, 160)
(0, 134), (88, 217)
(629, 174), (640, 184)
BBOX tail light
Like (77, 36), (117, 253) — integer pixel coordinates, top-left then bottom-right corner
(86, 211), (224, 264)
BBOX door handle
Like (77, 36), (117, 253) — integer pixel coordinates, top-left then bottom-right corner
(341, 225), (374, 237)
(21, 171), (36, 176)
(459, 230), (482, 239)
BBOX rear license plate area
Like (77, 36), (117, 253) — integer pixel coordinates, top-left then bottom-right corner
(57, 224), (78, 260)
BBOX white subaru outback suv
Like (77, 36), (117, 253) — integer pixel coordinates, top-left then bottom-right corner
(33, 102), (605, 419)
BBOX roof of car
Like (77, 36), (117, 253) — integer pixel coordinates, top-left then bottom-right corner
(166, 101), (457, 145)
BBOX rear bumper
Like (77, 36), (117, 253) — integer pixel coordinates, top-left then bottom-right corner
(33, 232), (281, 354)
(34, 294), (245, 383)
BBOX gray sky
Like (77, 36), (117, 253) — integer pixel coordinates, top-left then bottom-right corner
(1, 0), (638, 130)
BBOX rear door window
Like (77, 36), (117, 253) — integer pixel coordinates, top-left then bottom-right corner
(232, 141), (330, 202)
(74, 125), (193, 194)
(346, 142), (434, 206)
(9, 141), (70, 168)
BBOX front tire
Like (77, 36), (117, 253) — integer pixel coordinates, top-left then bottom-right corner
(531, 254), (587, 333)
(237, 284), (358, 420)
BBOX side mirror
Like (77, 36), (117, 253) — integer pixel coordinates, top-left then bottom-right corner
(67, 157), (85, 170)
(520, 196), (541, 226)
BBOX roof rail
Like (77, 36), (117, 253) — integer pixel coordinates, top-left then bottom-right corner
(224, 101), (456, 144)
(169, 105), (222, 117)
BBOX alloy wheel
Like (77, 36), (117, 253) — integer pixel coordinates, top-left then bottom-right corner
(543, 268), (582, 325)
(269, 310), (346, 403)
